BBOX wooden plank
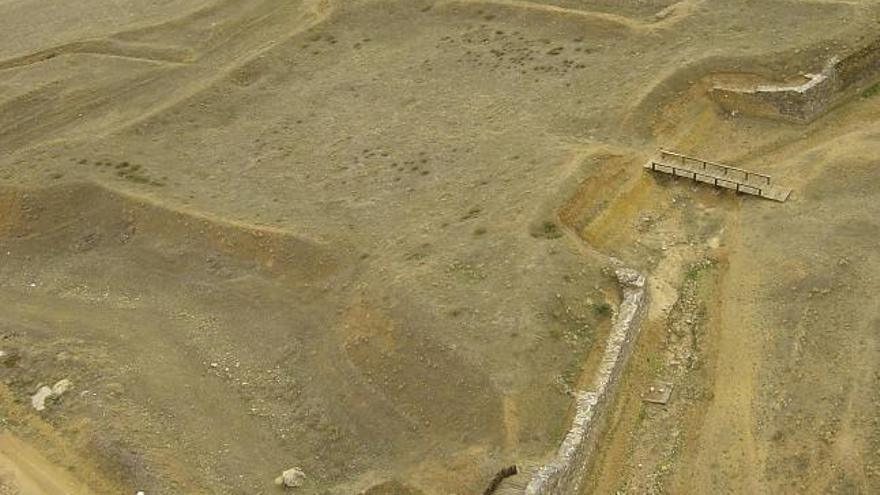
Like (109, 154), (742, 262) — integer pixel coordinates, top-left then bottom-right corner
(644, 156), (791, 202)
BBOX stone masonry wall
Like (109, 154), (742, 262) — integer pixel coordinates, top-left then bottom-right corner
(710, 57), (840, 122)
(523, 267), (647, 495)
(710, 36), (880, 122)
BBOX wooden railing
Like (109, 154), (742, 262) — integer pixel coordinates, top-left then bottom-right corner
(658, 149), (772, 186)
(648, 160), (765, 196)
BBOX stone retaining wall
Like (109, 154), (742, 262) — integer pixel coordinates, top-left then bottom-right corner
(523, 267), (647, 495)
(836, 36), (880, 89)
(710, 37), (880, 122)
(710, 57), (839, 122)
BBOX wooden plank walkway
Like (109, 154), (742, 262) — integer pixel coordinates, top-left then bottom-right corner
(645, 149), (791, 202)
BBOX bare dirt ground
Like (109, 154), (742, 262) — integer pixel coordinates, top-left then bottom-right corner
(1, 0), (879, 494)
(0, 432), (91, 495)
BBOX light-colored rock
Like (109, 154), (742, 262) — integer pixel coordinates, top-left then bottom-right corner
(615, 267), (646, 289)
(52, 379), (73, 396)
(31, 386), (54, 411)
(274, 467), (306, 488)
(30, 378), (73, 411)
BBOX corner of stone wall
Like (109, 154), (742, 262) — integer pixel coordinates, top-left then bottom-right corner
(709, 57), (839, 122)
(709, 38), (880, 123)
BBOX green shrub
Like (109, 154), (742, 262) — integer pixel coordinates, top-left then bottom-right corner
(862, 82), (880, 99)
(593, 301), (612, 317)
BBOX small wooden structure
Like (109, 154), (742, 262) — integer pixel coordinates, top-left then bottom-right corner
(645, 149), (791, 202)
(642, 381), (673, 405)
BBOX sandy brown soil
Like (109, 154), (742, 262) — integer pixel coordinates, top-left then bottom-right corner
(1, 0), (880, 494)
(0, 433), (91, 495)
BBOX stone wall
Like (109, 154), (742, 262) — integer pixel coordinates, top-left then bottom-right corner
(836, 36), (880, 89)
(710, 57), (839, 122)
(523, 267), (647, 495)
(710, 36), (880, 122)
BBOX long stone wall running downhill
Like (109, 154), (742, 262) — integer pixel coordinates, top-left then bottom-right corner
(524, 267), (647, 495)
(710, 36), (880, 122)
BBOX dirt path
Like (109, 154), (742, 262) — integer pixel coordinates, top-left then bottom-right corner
(676, 214), (767, 493)
(0, 433), (91, 495)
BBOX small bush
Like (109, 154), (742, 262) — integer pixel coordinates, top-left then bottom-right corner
(593, 301), (612, 317)
(531, 220), (562, 239)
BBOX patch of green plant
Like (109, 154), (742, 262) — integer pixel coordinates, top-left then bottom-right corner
(685, 266), (702, 281)
(862, 81), (880, 99)
(685, 260), (714, 282)
(532, 220), (562, 239)
(593, 301), (612, 317)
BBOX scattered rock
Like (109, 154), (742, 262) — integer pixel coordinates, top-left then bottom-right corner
(615, 267), (646, 289)
(52, 378), (73, 395)
(275, 467), (306, 488)
(31, 379), (73, 411)
(31, 386), (54, 412)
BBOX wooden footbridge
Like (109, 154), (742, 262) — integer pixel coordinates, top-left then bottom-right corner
(645, 149), (791, 202)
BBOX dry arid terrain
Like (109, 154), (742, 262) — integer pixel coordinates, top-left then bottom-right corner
(1, 1), (879, 494)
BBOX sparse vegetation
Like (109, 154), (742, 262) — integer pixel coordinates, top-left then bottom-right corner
(593, 301), (612, 317)
(685, 260), (714, 282)
(532, 220), (563, 239)
(862, 81), (880, 99)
